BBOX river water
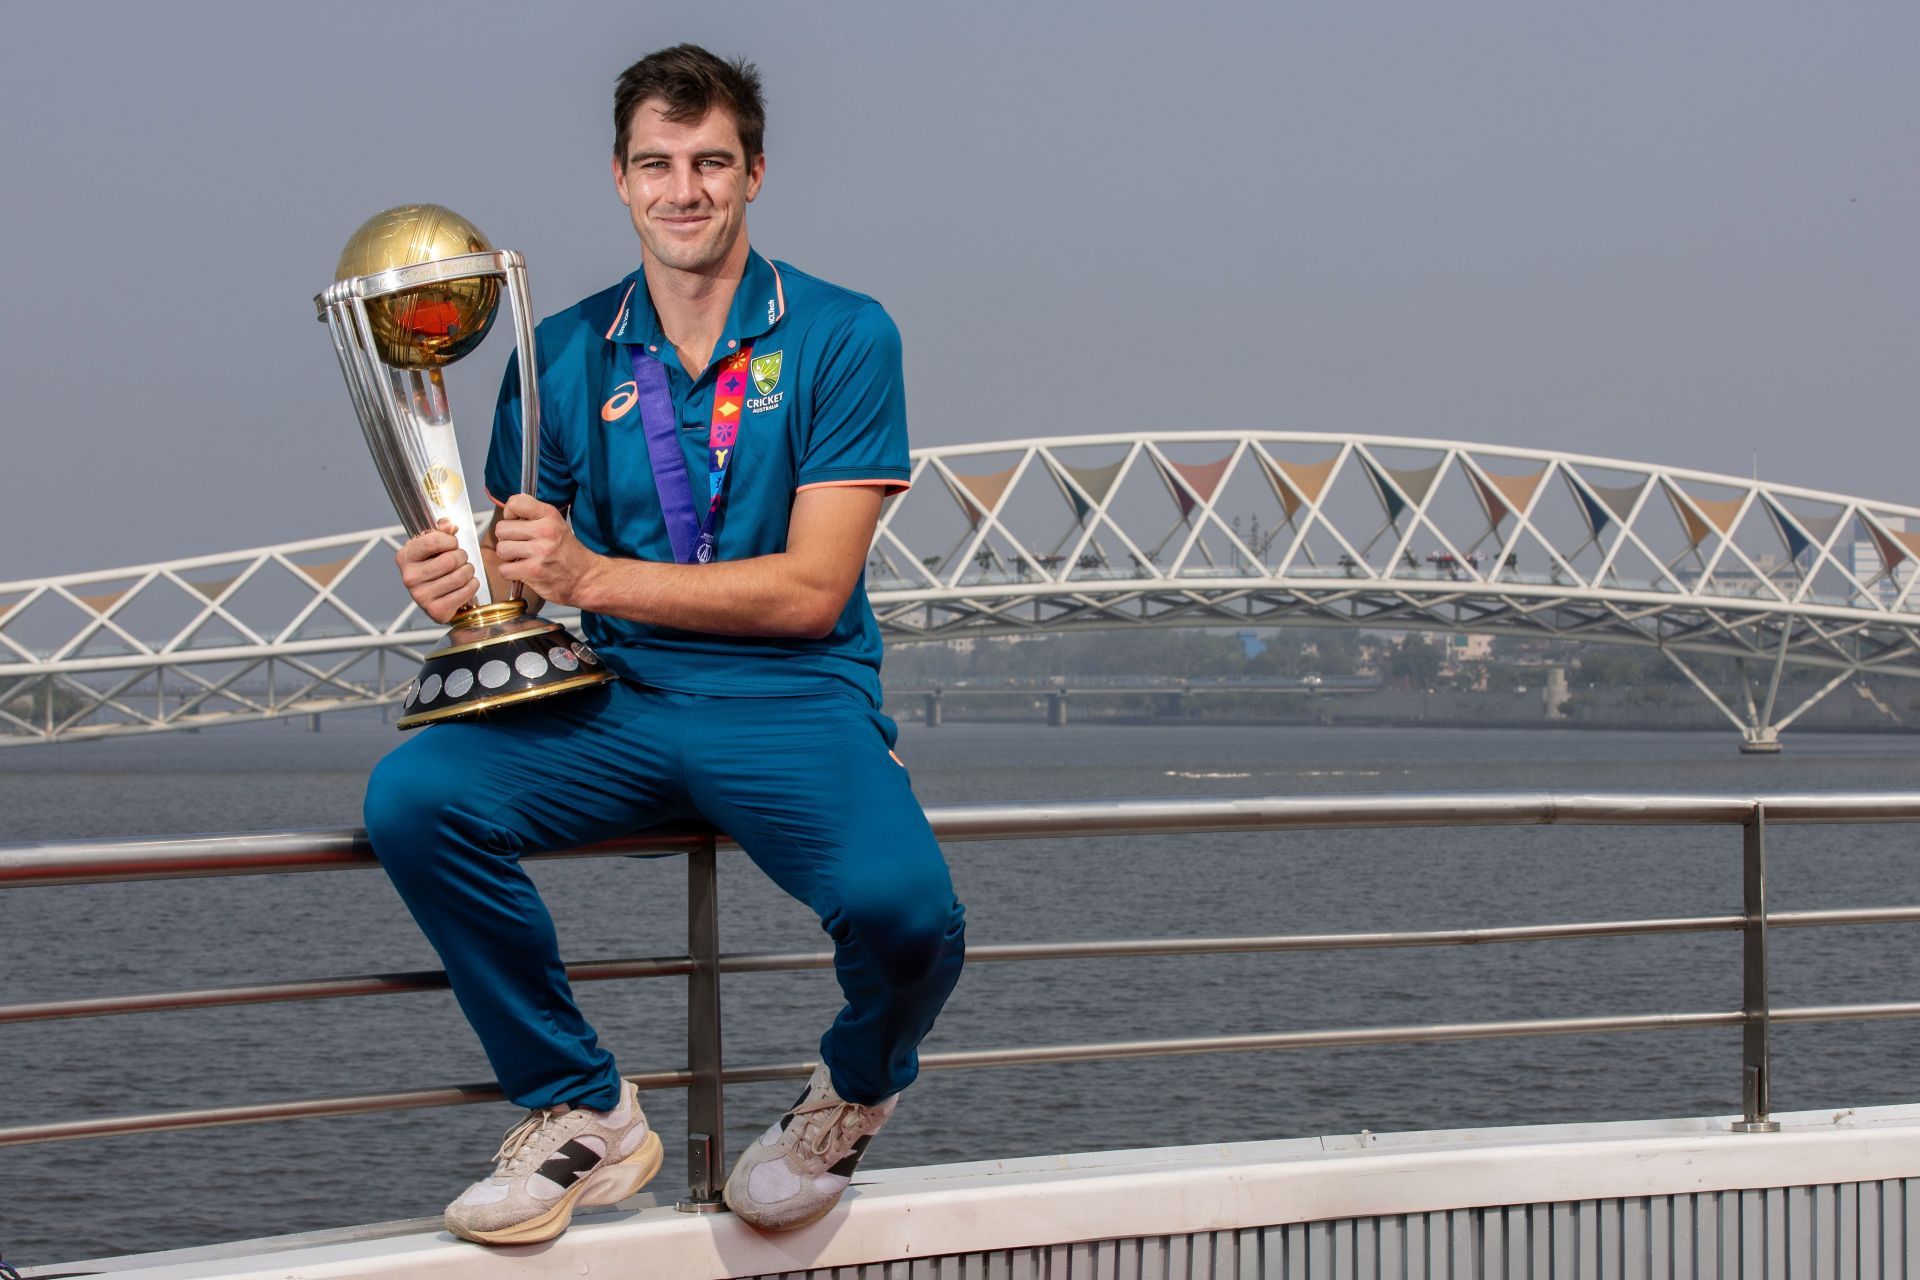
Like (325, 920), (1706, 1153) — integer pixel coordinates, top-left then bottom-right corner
(4, 717), (1919, 1265)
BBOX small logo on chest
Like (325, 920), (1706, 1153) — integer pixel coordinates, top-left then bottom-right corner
(747, 350), (785, 413)
(602, 381), (638, 421)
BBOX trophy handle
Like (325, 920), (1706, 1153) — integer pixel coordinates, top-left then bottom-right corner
(388, 366), (491, 609)
(322, 290), (433, 536)
(501, 251), (540, 606)
(318, 282), (492, 606)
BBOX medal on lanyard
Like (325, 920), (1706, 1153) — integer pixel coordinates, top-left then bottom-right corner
(629, 344), (749, 564)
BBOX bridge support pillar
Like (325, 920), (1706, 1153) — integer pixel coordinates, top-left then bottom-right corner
(307, 713), (321, 733)
(923, 691), (943, 728)
(1661, 629), (1859, 756)
(1047, 692), (1068, 727)
(1544, 666), (1569, 721)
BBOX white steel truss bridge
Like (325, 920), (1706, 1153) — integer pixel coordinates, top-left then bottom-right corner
(6, 432), (1920, 749)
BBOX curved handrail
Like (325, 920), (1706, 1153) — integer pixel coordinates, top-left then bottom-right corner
(8, 790), (1920, 1186)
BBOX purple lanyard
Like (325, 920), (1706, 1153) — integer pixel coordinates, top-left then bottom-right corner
(628, 343), (748, 564)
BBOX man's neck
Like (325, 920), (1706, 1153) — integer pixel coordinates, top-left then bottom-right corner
(644, 244), (749, 380)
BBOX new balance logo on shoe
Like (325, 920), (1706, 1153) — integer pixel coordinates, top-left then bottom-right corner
(827, 1134), (873, 1178)
(538, 1140), (604, 1189)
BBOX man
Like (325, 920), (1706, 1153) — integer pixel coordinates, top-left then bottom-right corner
(363, 44), (966, 1245)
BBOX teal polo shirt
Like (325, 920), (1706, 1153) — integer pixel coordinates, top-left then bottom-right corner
(483, 248), (910, 705)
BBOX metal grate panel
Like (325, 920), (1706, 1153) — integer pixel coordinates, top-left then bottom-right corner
(746, 1178), (1917, 1280)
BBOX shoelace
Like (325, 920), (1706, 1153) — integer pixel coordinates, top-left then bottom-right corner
(789, 1095), (869, 1165)
(489, 1108), (571, 1178)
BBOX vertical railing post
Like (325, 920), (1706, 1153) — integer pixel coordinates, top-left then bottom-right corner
(1734, 804), (1780, 1133)
(676, 833), (729, 1210)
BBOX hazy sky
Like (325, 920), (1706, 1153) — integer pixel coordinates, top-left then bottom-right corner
(2, 1), (1914, 580)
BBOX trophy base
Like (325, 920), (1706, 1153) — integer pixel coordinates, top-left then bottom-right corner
(396, 600), (616, 730)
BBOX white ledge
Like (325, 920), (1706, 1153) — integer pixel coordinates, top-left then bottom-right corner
(36, 1103), (1920, 1280)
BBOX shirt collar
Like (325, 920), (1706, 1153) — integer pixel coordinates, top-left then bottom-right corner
(602, 247), (787, 355)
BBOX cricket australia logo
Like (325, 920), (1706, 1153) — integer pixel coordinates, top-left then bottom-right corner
(747, 350), (785, 413)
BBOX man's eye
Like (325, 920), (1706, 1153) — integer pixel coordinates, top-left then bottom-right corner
(699, 158), (727, 170)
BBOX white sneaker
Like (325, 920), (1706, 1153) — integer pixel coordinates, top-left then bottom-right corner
(723, 1064), (896, 1231)
(445, 1080), (662, 1246)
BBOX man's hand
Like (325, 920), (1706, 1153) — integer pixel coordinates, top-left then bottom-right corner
(396, 519), (480, 623)
(494, 493), (603, 608)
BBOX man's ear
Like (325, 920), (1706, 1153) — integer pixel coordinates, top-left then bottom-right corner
(612, 152), (632, 206)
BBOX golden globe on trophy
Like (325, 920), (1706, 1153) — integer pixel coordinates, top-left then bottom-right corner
(315, 205), (613, 730)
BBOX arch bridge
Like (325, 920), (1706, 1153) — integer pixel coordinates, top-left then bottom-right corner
(5, 432), (1918, 749)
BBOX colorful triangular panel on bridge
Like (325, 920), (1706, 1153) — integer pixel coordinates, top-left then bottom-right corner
(945, 464), (1019, 529)
(1384, 460), (1442, 507)
(1698, 496), (1745, 534)
(1465, 464), (1546, 528)
(1663, 482), (1746, 548)
(1568, 482), (1612, 539)
(1591, 479), (1648, 523)
(1759, 496), (1822, 563)
(1359, 456), (1444, 526)
(1255, 453), (1338, 519)
(1672, 502), (1712, 548)
(75, 586), (134, 616)
(1862, 514), (1920, 571)
(1359, 458), (1405, 524)
(1048, 457), (1126, 523)
(1567, 475), (1648, 538)
(294, 557), (355, 589)
(184, 575), (240, 602)
(1781, 506), (1843, 552)
(1466, 470), (1510, 527)
(1792, 508), (1844, 549)
(1151, 453), (1233, 520)
(1488, 468), (1545, 513)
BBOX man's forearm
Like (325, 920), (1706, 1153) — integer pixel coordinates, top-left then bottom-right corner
(492, 487), (880, 639)
(573, 553), (844, 640)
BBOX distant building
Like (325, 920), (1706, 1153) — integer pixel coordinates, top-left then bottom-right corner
(1449, 634), (1493, 661)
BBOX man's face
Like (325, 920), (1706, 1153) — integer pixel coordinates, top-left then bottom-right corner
(612, 100), (764, 276)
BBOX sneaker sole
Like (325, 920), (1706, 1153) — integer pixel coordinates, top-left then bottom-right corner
(722, 1154), (849, 1233)
(723, 1184), (845, 1233)
(457, 1129), (665, 1247)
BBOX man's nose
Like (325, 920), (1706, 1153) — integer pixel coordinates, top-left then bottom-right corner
(670, 162), (703, 206)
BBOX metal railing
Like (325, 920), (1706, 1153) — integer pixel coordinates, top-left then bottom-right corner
(7, 791), (1920, 1208)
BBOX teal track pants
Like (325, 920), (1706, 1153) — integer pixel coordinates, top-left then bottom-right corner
(362, 680), (965, 1112)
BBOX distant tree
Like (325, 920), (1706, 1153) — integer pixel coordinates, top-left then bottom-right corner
(1576, 648), (1648, 688)
(1387, 637), (1442, 687)
(1576, 645), (1731, 690)
(1308, 628), (1360, 676)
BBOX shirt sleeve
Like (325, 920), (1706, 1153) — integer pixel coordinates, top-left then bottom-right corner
(483, 346), (577, 511)
(795, 302), (911, 494)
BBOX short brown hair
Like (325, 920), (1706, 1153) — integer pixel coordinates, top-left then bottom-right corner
(613, 44), (765, 165)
